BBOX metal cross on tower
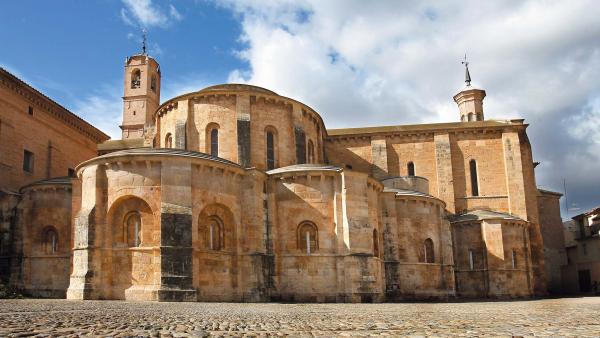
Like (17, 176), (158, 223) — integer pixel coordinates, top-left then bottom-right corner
(462, 54), (472, 87)
(142, 29), (147, 55)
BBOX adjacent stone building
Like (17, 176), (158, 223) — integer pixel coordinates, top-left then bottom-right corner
(0, 67), (109, 296)
(3, 50), (562, 302)
(562, 207), (600, 294)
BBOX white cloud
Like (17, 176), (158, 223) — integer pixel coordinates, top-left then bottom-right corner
(169, 4), (183, 21)
(71, 84), (123, 139)
(216, 0), (600, 211)
(121, 0), (182, 28)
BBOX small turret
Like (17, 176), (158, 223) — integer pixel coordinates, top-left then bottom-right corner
(454, 56), (486, 122)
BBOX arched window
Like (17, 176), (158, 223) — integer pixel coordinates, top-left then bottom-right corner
(151, 75), (157, 92)
(468, 249), (475, 270)
(42, 227), (58, 254)
(373, 229), (380, 257)
(423, 238), (434, 263)
(297, 222), (318, 255)
(461, 115), (466, 122)
(512, 249), (517, 269)
(468, 112), (475, 121)
(165, 133), (173, 148)
(131, 69), (141, 89)
(307, 140), (315, 164)
(125, 212), (142, 247)
(469, 159), (479, 196)
(210, 128), (219, 157)
(407, 162), (415, 176)
(202, 216), (223, 251)
(266, 130), (275, 170)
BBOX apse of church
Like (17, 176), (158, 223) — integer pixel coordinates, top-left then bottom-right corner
(2, 47), (551, 302)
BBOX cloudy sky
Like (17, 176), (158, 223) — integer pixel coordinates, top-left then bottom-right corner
(1, 0), (598, 216)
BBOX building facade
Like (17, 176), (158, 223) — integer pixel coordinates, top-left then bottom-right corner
(2, 51), (560, 302)
(66, 53), (550, 302)
(0, 67), (109, 296)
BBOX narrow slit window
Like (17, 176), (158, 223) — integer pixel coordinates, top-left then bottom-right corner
(512, 250), (517, 269)
(407, 162), (415, 176)
(165, 133), (173, 148)
(373, 229), (380, 257)
(307, 140), (315, 164)
(266, 131), (275, 170)
(210, 129), (219, 157)
(424, 238), (434, 263)
(23, 150), (34, 173)
(469, 249), (475, 270)
(209, 219), (222, 251)
(126, 212), (142, 247)
(298, 222), (318, 255)
(43, 227), (58, 254)
(470, 159), (479, 196)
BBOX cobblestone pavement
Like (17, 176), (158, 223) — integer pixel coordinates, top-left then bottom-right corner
(1, 298), (599, 337)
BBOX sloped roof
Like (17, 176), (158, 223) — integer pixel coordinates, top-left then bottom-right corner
(91, 148), (240, 167)
(450, 209), (524, 223)
(266, 164), (343, 175)
(20, 176), (72, 193)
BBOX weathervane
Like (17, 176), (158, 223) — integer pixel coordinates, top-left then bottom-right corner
(461, 54), (471, 87)
(142, 29), (147, 55)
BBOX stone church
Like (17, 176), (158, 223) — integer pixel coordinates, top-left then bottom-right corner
(1, 49), (559, 302)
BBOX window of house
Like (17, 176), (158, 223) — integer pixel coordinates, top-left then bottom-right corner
(165, 133), (173, 148)
(468, 249), (475, 270)
(407, 162), (415, 176)
(23, 150), (34, 173)
(42, 227), (58, 254)
(125, 212), (142, 247)
(68, 168), (75, 178)
(373, 229), (380, 257)
(28, 106), (34, 116)
(210, 128), (219, 157)
(298, 222), (318, 255)
(470, 159), (479, 196)
(131, 69), (141, 89)
(468, 112), (475, 121)
(423, 238), (435, 263)
(266, 131), (275, 170)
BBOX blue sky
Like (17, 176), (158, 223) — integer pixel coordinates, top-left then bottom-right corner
(0, 1), (244, 109)
(1, 0), (599, 215)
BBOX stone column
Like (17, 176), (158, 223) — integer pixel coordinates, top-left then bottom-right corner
(174, 100), (188, 149)
(157, 159), (197, 301)
(434, 133), (456, 212)
(66, 164), (106, 300)
(502, 130), (546, 295)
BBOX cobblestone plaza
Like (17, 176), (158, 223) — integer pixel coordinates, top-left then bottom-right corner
(1, 298), (599, 337)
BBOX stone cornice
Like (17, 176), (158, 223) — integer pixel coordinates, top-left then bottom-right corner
(326, 120), (527, 141)
(153, 84), (327, 135)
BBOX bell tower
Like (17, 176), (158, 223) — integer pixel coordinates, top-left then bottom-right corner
(121, 34), (161, 139)
(454, 56), (486, 122)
